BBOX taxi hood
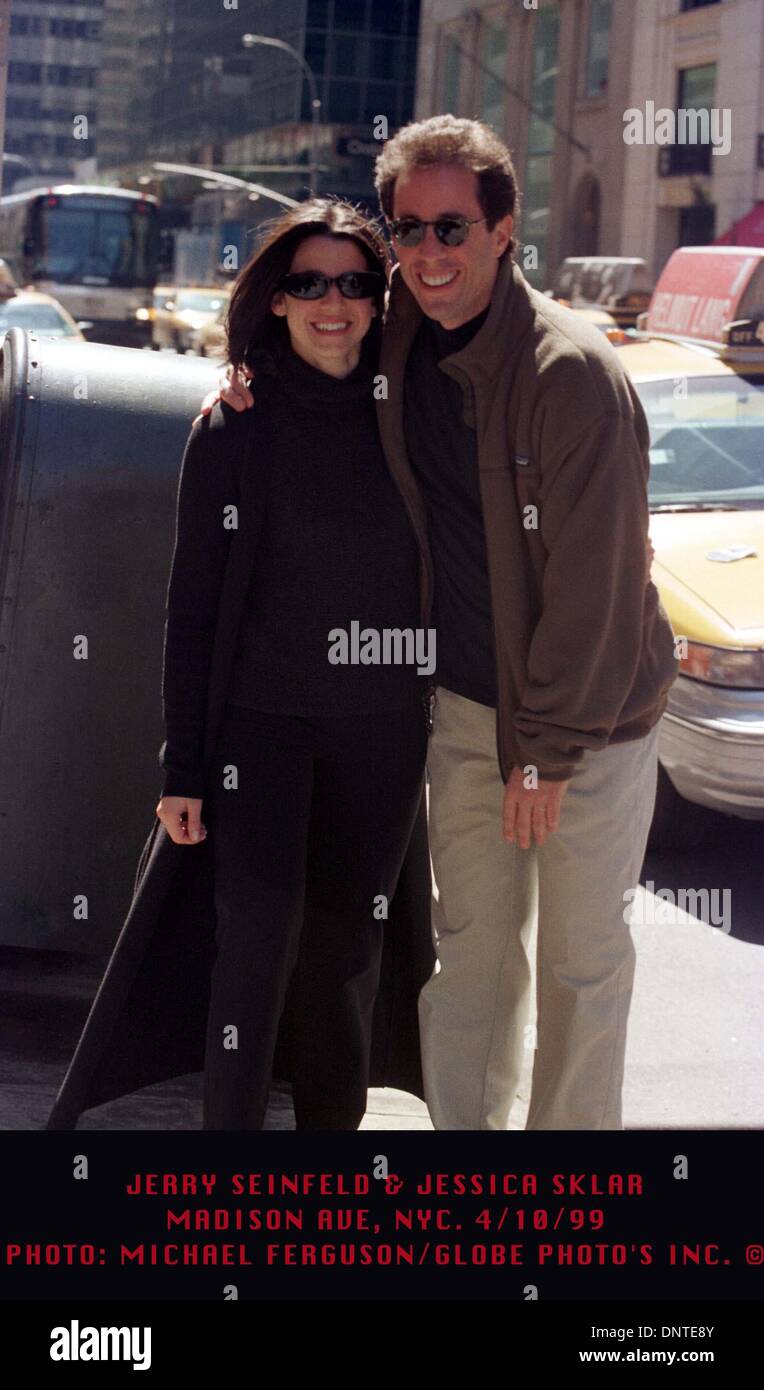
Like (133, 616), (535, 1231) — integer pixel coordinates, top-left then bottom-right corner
(651, 509), (764, 639)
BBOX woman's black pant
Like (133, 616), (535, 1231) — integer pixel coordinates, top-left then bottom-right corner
(201, 694), (427, 1130)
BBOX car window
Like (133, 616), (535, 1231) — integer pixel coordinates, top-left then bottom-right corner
(0, 301), (78, 336)
(636, 375), (764, 509)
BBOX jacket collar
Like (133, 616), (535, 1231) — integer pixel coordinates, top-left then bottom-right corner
(382, 252), (536, 388)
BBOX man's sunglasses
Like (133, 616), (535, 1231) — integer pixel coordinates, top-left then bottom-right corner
(388, 215), (487, 248)
(277, 271), (384, 300)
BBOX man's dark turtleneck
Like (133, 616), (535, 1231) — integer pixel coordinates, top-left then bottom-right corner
(403, 299), (497, 709)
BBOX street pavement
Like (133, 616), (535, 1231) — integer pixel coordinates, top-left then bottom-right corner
(2, 798), (761, 1131)
(365, 801), (764, 1130)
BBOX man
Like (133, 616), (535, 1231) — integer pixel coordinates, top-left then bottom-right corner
(201, 115), (679, 1131)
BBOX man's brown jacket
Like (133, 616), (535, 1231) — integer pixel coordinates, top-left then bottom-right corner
(377, 254), (679, 782)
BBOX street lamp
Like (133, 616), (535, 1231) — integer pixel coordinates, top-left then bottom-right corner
(241, 32), (322, 197)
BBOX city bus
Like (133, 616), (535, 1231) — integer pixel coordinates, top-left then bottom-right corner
(0, 184), (161, 348)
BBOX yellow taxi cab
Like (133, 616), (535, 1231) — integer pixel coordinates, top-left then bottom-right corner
(0, 256), (17, 298)
(149, 285), (230, 354)
(555, 302), (618, 333)
(194, 299), (227, 359)
(0, 287), (87, 341)
(606, 246), (764, 847)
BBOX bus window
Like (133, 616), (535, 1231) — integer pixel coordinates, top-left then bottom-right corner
(39, 200), (157, 287)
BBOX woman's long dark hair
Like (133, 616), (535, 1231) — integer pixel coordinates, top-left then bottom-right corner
(226, 197), (391, 376)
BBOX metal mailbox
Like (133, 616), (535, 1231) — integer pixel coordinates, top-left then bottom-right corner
(0, 329), (220, 948)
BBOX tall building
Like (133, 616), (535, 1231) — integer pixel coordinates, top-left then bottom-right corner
(415, 0), (764, 286)
(94, 0), (147, 174)
(619, 0), (764, 274)
(97, 0), (421, 210)
(4, 0), (105, 192)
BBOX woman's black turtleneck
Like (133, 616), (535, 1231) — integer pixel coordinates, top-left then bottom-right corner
(226, 333), (422, 715)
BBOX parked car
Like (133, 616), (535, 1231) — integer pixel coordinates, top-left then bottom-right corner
(549, 256), (653, 328)
(0, 256), (17, 298)
(193, 299), (228, 359)
(150, 285), (230, 354)
(566, 305), (619, 333)
(0, 288), (87, 341)
(609, 245), (764, 848)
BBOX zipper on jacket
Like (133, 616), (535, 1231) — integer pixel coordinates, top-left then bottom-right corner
(469, 376), (511, 786)
(489, 603), (510, 783)
(423, 680), (436, 735)
(406, 495), (433, 631)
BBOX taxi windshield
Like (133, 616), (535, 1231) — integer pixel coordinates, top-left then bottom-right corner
(0, 299), (78, 336)
(637, 374), (764, 510)
(175, 291), (227, 313)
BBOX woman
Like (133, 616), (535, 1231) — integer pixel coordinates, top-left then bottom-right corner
(155, 198), (429, 1130)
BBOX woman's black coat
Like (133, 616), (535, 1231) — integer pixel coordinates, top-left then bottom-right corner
(45, 384), (434, 1129)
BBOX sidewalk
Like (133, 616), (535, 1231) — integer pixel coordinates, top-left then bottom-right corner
(2, 812), (761, 1130)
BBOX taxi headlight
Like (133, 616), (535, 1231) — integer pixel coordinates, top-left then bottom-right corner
(679, 641), (764, 688)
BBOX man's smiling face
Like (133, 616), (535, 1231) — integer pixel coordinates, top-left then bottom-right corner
(390, 164), (513, 329)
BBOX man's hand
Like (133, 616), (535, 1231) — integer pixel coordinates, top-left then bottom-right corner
(156, 795), (207, 845)
(192, 364), (255, 426)
(502, 767), (570, 848)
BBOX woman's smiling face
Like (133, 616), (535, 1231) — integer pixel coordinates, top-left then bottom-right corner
(270, 234), (378, 378)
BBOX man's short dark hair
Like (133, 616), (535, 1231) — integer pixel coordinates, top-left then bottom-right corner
(374, 114), (519, 257)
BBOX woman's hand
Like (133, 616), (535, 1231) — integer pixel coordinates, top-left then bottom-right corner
(155, 795), (207, 845)
(192, 364), (255, 425)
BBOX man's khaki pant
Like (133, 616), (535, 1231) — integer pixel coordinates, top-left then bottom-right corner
(420, 686), (661, 1130)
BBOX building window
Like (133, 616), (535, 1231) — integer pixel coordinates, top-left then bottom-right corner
(658, 63), (717, 175)
(8, 62), (43, 84)
(365, 81), (398, 123)
(679, 203), (715, 244)
(678, 62), (716, 112)
(676, 62), (715, 173)
(327, 80), (361, 123)
(49, 17), (102, 40)
(523, 4), (560, 287)
(370, 36), (399, 80)
(44, 65), (98, 89)
(480, 17), (507, 133)
(680, 1), (721, 11)
(304, 31), (327, 75)
(570, 173), (601, 256)
(306, 0), (331, 24)
(441, 34), (461, 113)
(333, 33), (364, 73)
(10, 14), (45, 35)
(584, 0), (612, 97)
(369, 0), (407, 35)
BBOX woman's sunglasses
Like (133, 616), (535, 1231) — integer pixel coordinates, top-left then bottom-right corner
(388, 215), (487, 248)
(277, 271), (384, 300)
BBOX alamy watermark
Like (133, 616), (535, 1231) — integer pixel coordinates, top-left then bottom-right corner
(623, 101), (731, 157)
(624, 882), (732, 934)
(328, 622), (436, 676)
(50, 1320), (151, 1370)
